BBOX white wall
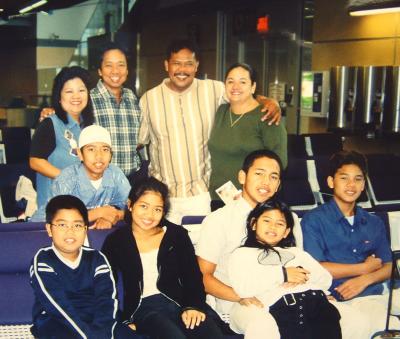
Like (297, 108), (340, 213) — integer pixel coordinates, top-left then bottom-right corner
(37, 1), (97, 41)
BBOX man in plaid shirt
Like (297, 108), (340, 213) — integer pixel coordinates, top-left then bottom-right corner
(91, 43), (142, 179)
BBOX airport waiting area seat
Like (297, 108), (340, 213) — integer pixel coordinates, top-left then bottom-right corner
(181, 215), (206, 249)
(0, 230), (50, 327)
(366, 154), (400, 212)
(1, 127), (31, 164)
(303, 133), (344, 157)
(0, 163), (36, 223)
(287, 134), (309, 159)
(278, 157), (319, 212)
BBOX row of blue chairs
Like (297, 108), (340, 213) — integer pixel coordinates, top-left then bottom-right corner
(286, 133), (400, 212)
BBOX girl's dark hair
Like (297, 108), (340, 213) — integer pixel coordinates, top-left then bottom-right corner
(124, 177), (170, 226)
(225, 62), (257, 85)
(51, 66), (94, 127)
(244, 198), (295, 254)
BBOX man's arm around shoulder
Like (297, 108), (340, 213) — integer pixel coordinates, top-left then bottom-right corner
(197, 256), (240, 302)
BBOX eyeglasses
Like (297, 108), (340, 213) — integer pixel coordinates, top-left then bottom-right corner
(50, 223), (87, 231)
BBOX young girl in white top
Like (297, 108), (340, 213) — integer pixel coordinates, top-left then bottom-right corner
(228, 199), (342, 339)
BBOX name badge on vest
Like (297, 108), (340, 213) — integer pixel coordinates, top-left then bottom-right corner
(64, 129), (78, 157)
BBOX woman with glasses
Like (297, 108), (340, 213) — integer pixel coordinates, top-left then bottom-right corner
(30, 66), (94, 211)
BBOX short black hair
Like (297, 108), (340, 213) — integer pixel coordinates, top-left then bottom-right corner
(329, 150), (368, 178)
(242, 149), (283, 175)
(51, 66), (94, 127)
(97, 42), (128, 69)
(225, 62), (257, 85)
(124, 177), (170, 225)
(165, 39), (200, 61)
(45, 195), (89, 225)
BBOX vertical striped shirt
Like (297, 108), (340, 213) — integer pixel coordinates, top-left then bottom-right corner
(91, 80), (141, 176)
(139, 78), (225, 198)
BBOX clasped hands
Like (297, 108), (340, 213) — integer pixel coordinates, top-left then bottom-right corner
(238, 266), (310, 308)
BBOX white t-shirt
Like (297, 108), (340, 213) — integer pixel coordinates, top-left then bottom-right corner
(90, 177), (103, 190)
(140, 248), (160, 298)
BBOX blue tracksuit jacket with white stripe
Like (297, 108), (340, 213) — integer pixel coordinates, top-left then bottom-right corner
(30, 246), (118, 339)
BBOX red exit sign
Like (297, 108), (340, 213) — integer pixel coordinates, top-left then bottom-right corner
(257, 15), (269, 34)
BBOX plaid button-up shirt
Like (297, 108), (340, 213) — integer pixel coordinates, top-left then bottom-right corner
(91, 80), (141, 176)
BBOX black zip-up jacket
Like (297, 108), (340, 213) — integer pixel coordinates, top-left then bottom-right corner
(101, 222), (207, 321)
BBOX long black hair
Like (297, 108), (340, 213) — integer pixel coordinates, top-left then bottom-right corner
(244, 198), (295, 255)
(51, 66), (94, 127)
(124, 177), (170, 226)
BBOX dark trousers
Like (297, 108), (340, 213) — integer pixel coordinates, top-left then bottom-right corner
(269, 290), (342, 339)
(132, 293), (224, 339)
(31, 319), (139, 339)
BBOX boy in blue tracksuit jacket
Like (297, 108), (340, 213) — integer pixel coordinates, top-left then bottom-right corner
(30, 194), (137, 339)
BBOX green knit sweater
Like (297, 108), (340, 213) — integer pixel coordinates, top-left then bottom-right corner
(208, 103), (287, 201)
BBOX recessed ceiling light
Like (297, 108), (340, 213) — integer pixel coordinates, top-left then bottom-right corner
(19, 0), (48, 14)
(348, 0), (400, 16)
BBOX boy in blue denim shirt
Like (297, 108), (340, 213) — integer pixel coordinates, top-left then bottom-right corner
(302, 151), (399, 336)
(32, 125), (130, 228)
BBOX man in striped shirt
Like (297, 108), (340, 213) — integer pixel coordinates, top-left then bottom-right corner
(139, 39), (281, 224)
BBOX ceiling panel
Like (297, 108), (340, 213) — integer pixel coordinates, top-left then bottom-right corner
(0, 0), (89, 21)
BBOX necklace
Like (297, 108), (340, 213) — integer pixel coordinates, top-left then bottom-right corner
(229, 108), (245, 127)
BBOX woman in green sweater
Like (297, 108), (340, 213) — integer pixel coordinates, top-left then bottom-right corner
(208, 63), (287, 209)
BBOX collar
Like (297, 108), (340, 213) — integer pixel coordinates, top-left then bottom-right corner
(52, 243), (83, 269)
(77, 162), (114, 188)
(161, 78), (197, 95)
(327, 198), (368, 226)
(65, 113), (82, 129)
(96, 79), (126, 101)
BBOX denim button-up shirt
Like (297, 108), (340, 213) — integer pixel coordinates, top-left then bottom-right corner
(32, 162), (130, 221)
(301, 198), (391, 299)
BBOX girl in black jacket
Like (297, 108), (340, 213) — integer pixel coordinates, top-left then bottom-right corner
(101, 177), (223, 339)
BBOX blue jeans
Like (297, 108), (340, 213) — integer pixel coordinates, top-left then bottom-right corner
(132, 293), (224, 339)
